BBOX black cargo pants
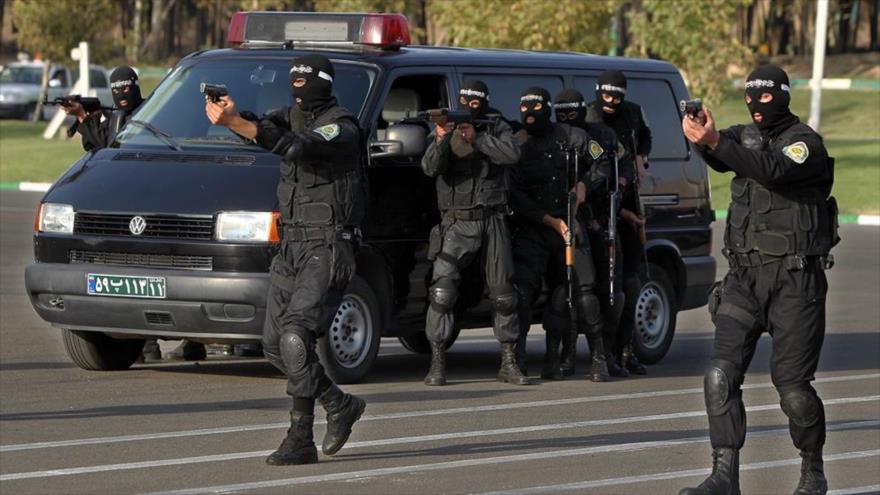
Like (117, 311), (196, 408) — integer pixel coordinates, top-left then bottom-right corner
(615, 221), (646, 355)
(706, 254), (829, 453)
(426, 212), (519, 344)
(513, 223), (601, 339)
(262, 234), (350, 399)
(587, 228), (626, 351)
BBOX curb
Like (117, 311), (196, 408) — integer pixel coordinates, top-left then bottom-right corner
(714, 210), (879, 226)
(0, 181), (51, 192)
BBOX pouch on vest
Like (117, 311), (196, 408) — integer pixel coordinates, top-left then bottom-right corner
(707, 280), (723, 322)
(276, 181), (295, 221)
(297, 201), (334, 226)
(828, 195), (841, 247)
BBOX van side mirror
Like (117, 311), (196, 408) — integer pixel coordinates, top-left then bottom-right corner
(370, 123), (428, 159)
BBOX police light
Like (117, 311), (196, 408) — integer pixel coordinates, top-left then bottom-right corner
(227, 12), (411, 50)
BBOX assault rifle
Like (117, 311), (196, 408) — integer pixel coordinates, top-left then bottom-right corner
(607, 148), (622, 306)
(408, 108), (495, 128)
(200, 82), (229, 103)
(559, 141), (581, 333)
(43, 95), (112, 138)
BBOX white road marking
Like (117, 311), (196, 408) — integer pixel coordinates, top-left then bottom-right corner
(1, 396), (876, 482)
(474, 450), (880, 494)
(828, 485), (880, 495)
(142, 421), (880, 495)
(1, 372), (876, 453)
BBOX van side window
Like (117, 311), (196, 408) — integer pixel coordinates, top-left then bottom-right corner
(375, 74), (448, 141)
(574, 76), (687, 160)
(465, 74), (564, 123)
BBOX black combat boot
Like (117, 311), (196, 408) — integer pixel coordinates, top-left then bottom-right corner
(678, 448), (741, 495)
(318, 384), (366, 456)
(515, 332), (529, 376)
(623, 344), (647, 375)
(498, 342), (530, 385)
(424, 341), (446, 386)
(540, 333), (563, 380)
(792, 450), (827, 495)
(265, 410), (319, 465)
(560, 331), (577, 377)
(586, 332), (610, 382)
(606, 352), (630, 378)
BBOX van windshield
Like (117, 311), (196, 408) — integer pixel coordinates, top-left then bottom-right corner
(116, 58), (376, 150)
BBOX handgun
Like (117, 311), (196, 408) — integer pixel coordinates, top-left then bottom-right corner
(200, 82), (229, 103)
(679, 98), (703, 119)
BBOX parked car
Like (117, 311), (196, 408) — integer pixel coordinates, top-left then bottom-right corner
(0, 61), (113, 120)
(25, 12), (715, 382)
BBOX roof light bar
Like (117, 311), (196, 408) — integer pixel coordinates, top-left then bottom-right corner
(226, 12), (411, 50)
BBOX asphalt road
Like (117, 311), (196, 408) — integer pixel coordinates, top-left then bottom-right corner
(1, 189), (878, 495)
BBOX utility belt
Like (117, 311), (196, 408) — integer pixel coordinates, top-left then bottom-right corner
(442, 205), (509, 222)
(722, 248), (834, 271)
(282, 224), (362, 243)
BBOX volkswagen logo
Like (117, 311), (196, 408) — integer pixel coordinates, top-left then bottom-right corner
(129, 216), (147, 235)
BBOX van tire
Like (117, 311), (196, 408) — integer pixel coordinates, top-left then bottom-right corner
(397, 326), (460, 353)
(62, 329), (145, 371)
(631, 263), (677, 364)
(318, 276), (381, 384)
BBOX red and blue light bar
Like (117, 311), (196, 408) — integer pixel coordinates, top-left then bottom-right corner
(227, 12), (411, 50)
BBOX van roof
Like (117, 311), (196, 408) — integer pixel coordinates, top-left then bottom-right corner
(190, 45), (680, 75)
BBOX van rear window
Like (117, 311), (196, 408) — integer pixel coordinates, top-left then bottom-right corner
(117, 58), (376, 150)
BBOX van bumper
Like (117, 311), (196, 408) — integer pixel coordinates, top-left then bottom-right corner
(679, 255), (716, 311)
(25, 262), (268, 340)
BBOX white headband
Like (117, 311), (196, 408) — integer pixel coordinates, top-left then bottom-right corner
(460, 88), (487, 100)
(553, 101), (583, 110)
(521, 94), (545, 102)
(110, 79), (137, 89)
(596, 83), (626, 95)
(290, 65), (333, 82)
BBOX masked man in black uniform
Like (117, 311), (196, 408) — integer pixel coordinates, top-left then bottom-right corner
(586, 70), (651, 377)
(63, 66), (143, 151)
(421, 80), (526, 386)
(206, 54), (367, 466)
(679, 65), (838, 495)
(509, 87), (612, 382)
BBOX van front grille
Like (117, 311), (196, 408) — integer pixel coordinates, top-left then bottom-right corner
(69, 250), (213, 271)
(144, 311), (174, 326)
(74, 213), (214, 240)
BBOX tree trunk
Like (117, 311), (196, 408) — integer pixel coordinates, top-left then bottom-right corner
(870, 0), (879, 50)
(143, 0), (177, 62)
(32, 61), (50, 123)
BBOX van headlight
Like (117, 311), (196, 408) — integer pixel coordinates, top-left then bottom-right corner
(215, 212), (280, 242)
(37, 203), (75, 234)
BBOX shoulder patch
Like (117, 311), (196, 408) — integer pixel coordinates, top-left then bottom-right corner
(782, 141), (809, 164)
(588, 140), (604, 160)
(313, 123), (340, 141)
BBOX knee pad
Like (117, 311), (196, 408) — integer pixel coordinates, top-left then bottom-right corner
(429, 279), (458, 314)
(279, 332), (312, 374)
(779, 387), (821, 428)
(543, 286), (572, 335)
(704, 359), (742, 416)
(575, 291), (602, 331)
(490, 285), (518, 316)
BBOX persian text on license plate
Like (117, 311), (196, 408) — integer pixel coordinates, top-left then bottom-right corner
(87, 274), (167, 299)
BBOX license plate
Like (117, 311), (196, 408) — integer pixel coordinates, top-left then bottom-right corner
(87, 274), (166, 299)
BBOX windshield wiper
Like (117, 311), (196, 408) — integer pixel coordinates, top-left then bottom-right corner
(127, 120), (183, 152)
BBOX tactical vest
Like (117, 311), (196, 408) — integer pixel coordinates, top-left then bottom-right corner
(515, 125), (577, 219)
(275, 106), (364, 228)
(586, 101), (641, 156)
(725, 123), (839, 257)
(435, 122), (509, 212)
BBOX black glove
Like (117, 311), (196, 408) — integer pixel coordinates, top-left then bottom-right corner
(330, 238), (356, 289)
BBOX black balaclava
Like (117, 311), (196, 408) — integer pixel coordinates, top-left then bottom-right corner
(553, 88), (587, 129)
(595, 69), (627, 115)
(289, 54), (336, 114)
(744, 64), (797, 133)
(109, 66), (143, 113)
(459, 79), (490, 119)
(520, 86), (552, 135)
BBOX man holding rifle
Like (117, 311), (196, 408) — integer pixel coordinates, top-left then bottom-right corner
(509, 86), (614, 382)
(586, 70), (651, 377)
(421, 80), (526, 386)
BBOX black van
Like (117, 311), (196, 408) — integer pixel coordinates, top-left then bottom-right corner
(25, 12), (715, 382)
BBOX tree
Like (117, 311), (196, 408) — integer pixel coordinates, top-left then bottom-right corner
(627, 0), (753, 105)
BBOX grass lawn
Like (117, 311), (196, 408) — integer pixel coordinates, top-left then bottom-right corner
(1, 86), (878, 214)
